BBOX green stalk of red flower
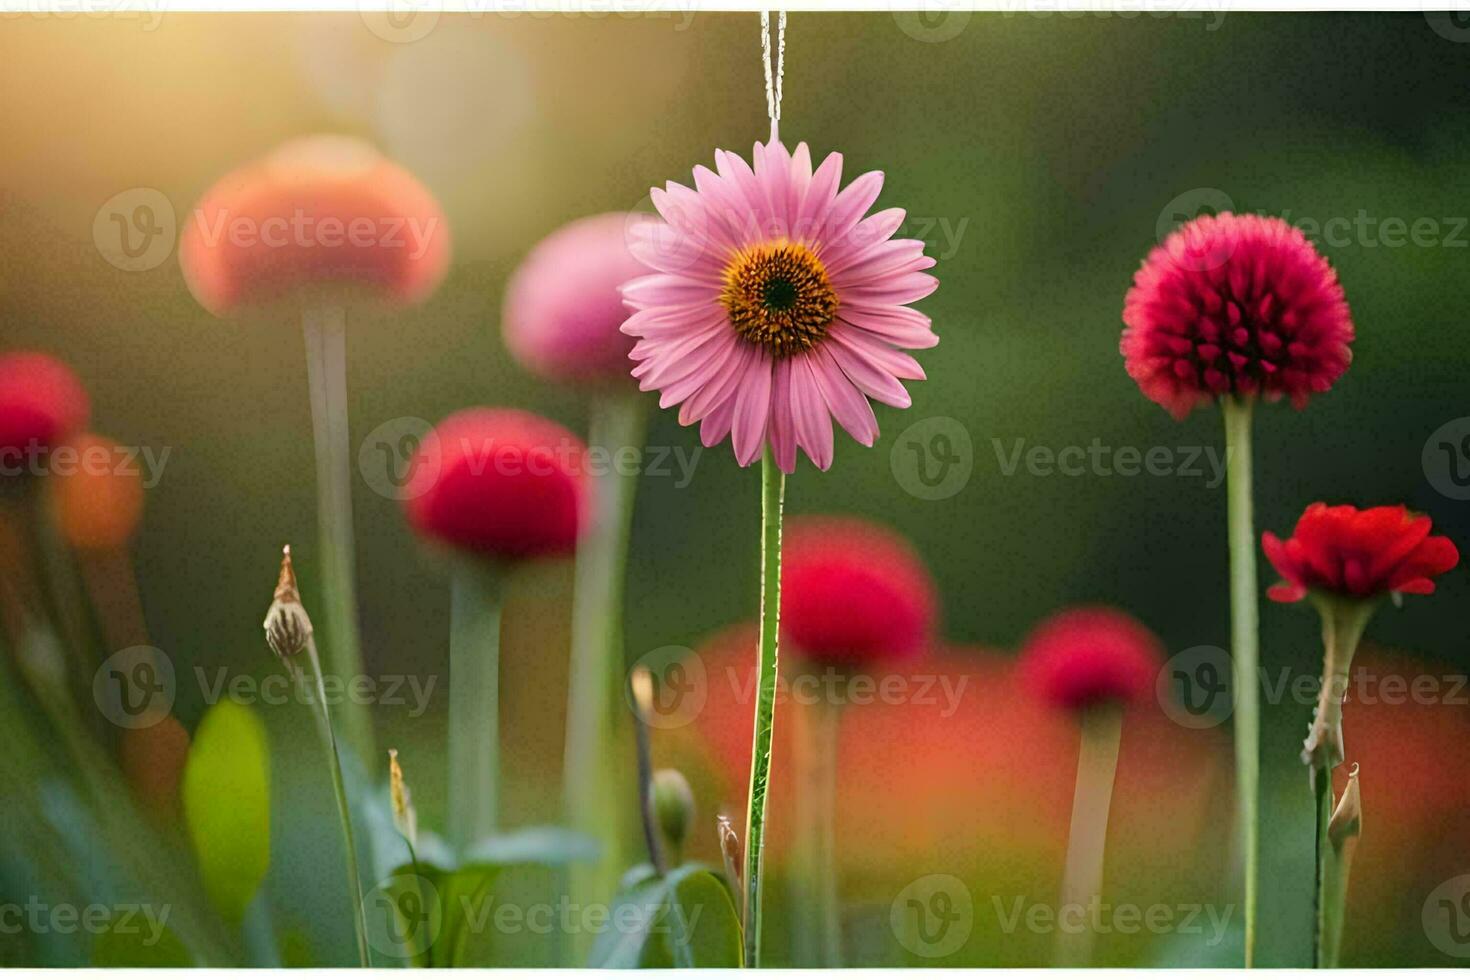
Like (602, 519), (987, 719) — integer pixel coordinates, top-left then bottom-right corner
(1262, 502), (1459, 967)
(1122, 211), (1355, 965)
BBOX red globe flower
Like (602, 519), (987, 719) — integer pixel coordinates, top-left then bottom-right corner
(403, 408), (590, 560)
(1262, 503), (1459, 604)
(0, 352), (89, 463)
(1019, 606), (1164, 711)
(780, 515), (938, 668)
(1122, 212), (1354, 420)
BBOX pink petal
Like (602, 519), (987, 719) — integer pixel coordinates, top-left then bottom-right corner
(825, 329), (913, 408)
(767, 357), (798, 474)
(810, 346), (879, 446)
(731, 353), (774, 466)
(795, 151), (843, 242)
(791, 355), (835, 470)
(821, 170), (885, 251)
(841, 272), (939, 306)
(621, 273), (719, 308)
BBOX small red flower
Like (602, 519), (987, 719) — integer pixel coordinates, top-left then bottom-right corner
(780, 516), (938, 668)
(1019, 606), (1164, 711)
(1122, 212), (1354, 420)
(1262, 503), (1459, 603)
(402, 409), (590, 560)
(0, 352), (89, 460)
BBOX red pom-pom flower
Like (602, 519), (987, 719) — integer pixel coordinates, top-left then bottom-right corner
(0, 352), (89, 464)
(780, 516), (937, 668)
(1122, 213), (1354, 420)
(1262, 503), (1459, 604)
(403, 409), (590, 560)
(1019, 606), (1164, 712)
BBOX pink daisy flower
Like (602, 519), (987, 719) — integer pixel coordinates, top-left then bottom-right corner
(1121, 212), (1354, 420)
(621, 140), (938, 473)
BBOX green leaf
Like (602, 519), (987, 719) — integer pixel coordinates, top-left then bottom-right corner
(665, 866), (742, 968)
(181, 701), (271, 922)
(586, 863), (742, 969)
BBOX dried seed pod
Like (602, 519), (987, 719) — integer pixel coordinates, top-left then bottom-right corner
(263, 545), (313, 667)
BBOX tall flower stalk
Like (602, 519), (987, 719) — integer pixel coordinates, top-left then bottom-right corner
(1221, 393), (1260, 959)
(181, 135), (454, 768)
(1122, 212), (1354, 964)
(1019, 605), (1163, 967)
(742, 447), (784, 966)
(779, 516), (938, 966)
(1262, 502), (1458, 968)
(263, 546), (370, 967)
(401, 408), (592, 851)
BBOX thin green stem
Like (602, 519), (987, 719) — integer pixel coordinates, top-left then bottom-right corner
(1308, 600), (1371, 968)
(303, 305), (374, 767)
(562, 393), (646, 963)
(447, 560), (502, 851)
(1312, 762), (1331, 968)
(791, 680), (842, 967)
(1222, 395), (1259, 967)
(303, 636), (371, 968)
(742, 447), (785, 968)
(1054, 702), (1124, 968)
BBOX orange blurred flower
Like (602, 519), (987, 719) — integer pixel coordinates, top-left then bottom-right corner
(50, 433), (144, 551)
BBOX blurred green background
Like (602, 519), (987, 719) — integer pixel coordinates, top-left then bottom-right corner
(3, 8), (1470, 969)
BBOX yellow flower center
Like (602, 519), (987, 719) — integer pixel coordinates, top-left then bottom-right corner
(720, 241), (838, 358)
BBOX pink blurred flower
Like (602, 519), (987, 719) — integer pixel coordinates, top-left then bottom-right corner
(622, 140), (938, 472)
(1019, 606), (1165, 712)
(1122, 212), (1353, 420)
(502, 213), (646, 383)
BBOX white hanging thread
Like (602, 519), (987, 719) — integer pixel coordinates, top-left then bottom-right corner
(761, 10), (786, 144)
